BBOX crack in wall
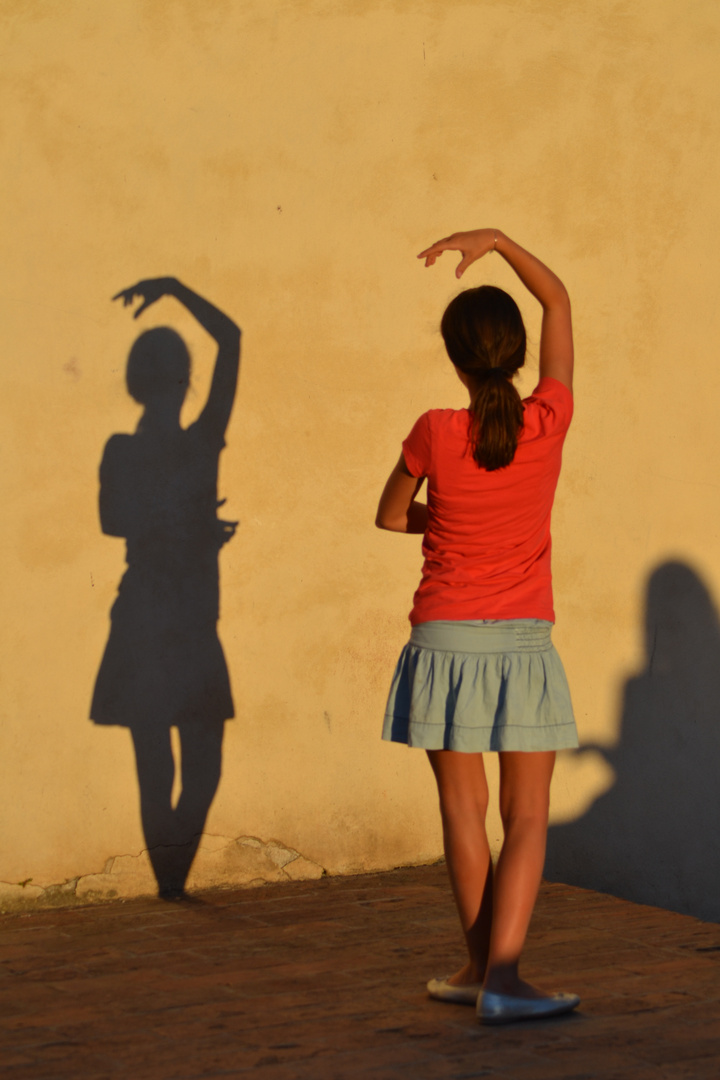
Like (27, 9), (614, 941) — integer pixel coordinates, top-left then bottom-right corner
(0, 834), (325, 912)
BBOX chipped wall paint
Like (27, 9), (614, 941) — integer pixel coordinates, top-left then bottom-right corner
(0, 835), (324, 913)
(2, 1), (720, 918)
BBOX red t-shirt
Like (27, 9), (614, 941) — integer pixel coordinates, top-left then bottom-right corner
(402, 377), (573, 625)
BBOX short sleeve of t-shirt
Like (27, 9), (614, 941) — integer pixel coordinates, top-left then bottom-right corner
(522, 377), (573, 439)
(402, 412), (433, 477)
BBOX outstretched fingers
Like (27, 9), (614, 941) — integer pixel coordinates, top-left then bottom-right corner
(111, 286), (137, 306)
(110, 289), (150, 318)
(111, 279), (169, 318)
(417, 232), (487, 278)
(417, 236), (455, 265)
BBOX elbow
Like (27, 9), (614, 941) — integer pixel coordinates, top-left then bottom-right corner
(545, 284), (571, 313)
(375, 508), (401, 532)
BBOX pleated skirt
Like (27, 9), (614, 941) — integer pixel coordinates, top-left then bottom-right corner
(382, 619), (578, 753)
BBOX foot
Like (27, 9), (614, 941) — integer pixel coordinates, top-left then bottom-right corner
(427, 962), (485, 1005)
(478, 987), (580, 1024)
(427, 976), (483, 1005)
(446, 961), (486, 987)
(482, 976), (551, 999)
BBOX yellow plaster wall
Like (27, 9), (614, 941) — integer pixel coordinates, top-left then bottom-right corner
(2, 0), (720, 914)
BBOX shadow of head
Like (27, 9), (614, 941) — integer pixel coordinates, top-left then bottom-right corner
(644, 560), (720, 677)
(126, 327), (190, 413)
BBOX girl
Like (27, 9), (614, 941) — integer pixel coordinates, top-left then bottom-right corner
(376, 228), (579, 1024)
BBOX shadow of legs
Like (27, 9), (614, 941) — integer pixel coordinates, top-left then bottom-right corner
(130, 723), (224, 897)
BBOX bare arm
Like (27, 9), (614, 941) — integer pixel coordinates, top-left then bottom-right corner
(375, 454), (428, 533)
(114, 277), (241, 435)
(418, 229), (573, 391)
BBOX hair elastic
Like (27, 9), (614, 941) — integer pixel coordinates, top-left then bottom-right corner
(476, 366), (508, 380)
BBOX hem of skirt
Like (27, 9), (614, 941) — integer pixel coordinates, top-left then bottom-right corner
(404, 643), (554, 656)
(90, 714), (234, 727)
(382, 715), (579, 752)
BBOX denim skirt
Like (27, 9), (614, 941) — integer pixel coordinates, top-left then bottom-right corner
(382, 619), (578, 753)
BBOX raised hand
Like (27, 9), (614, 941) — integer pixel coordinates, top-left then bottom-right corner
(418, 230), (498, 278)
(112, 277), (178, 318)
(418, 229), (573, 388)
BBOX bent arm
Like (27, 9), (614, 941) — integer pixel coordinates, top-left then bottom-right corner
(167, 280), (241, 437)
(494, 232), (573, 392)
(376, 454), (428, 533)
(114, 277), (241, 436)
(418, 229), (573, 391)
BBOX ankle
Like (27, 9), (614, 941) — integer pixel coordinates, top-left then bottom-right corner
(449, 960), (486, 986)
(482, 962), (521, 996)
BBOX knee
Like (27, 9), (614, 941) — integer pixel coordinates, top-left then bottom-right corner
(439, 785), (489, 829)
(499, 800), (550, 835)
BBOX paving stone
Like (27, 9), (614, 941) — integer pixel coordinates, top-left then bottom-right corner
(1, 865), (720, 1078)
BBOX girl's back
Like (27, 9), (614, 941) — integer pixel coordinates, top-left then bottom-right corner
(404, 377), (572, 625)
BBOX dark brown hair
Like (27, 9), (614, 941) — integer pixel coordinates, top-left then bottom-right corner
(440, 285), (526, 471)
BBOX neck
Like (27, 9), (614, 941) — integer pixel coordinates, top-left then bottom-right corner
(137, 403), (182, 435)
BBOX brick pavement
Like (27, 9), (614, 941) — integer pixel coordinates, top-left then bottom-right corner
(1, 864), (720, 1079)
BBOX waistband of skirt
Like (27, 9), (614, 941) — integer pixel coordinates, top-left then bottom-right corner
(408, 619), (553, 654)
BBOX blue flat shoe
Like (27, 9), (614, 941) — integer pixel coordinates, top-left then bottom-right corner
(478, 989), (580, 1024)
(427, 976), (483, 1005)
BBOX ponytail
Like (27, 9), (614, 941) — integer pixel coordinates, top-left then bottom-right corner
(440, 286), (526, 471)
(467, 371), (524, 471)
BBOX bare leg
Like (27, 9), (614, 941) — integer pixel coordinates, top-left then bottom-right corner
(427, 750), (493, 984)
(483, 750), (555, 997)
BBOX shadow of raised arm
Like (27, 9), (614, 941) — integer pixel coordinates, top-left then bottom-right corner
(114, 276), (241, 442)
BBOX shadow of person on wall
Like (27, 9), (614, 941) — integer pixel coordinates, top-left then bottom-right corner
(545, 561), (720, 922)
(91, 278), (241, 899)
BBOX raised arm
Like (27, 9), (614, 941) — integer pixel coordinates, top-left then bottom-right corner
(418, 229), (573, 391)
(114, 277), (241, 435)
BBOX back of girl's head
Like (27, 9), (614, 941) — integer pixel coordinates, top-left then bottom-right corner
(126, 327), (190, 405)
(441, 286), (526, 471)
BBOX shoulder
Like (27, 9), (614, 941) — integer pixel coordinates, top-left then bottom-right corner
(402, 409), (468, 477)
(186, 415), (226, 450)
(522, 377), (573, 434)
(104, 432), (133, 449)
(408, 408), (467, 434)
(101, 433), (134, 464)
(426, 407), (466, 423)
(404, 407), (468, 445)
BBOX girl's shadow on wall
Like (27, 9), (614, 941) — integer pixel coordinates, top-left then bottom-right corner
(91, 278), (241, 899)
(546, 561), (720, 922)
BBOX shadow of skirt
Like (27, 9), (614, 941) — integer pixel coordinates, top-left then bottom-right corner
(382, 620), (578, 752)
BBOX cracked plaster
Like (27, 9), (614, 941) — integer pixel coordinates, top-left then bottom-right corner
(0, 834), (324, 912)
